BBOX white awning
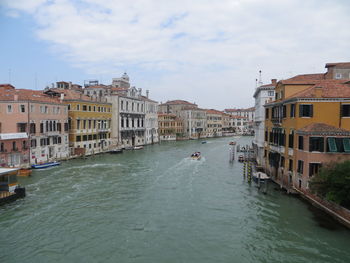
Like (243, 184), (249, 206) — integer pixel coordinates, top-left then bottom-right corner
(0, 133), (28, 140)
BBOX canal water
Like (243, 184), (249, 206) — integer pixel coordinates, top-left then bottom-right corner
(1, 137), (350, 263)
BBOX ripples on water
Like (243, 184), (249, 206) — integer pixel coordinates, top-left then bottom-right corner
(1, 137), (350, 263)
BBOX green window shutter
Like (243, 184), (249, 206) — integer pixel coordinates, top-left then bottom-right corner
(299, 105), (303, 117)
(343, 138), (350, 153)
(328, 137), (337, 152)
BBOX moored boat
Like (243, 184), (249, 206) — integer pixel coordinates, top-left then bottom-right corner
(238, 155), (244, 162)
(229, 141), (236, 145)
(109, 149), (123, 154)
(253, 172), (270, 183)
(0, 168), (26, 205)
(191, 152), (201, 160)
(201, 141), (207, 144)
(18, 169), (32, 177)
(31, 161), (61, 169)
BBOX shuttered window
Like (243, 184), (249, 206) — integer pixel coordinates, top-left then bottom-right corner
(299, 104), (313, 117)
(327, 137), (337, 152)
(343, 138), (350, 153)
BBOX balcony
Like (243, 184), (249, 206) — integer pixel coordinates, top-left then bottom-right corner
(270, 144), (285, 154)
(0, 133), (28, 140)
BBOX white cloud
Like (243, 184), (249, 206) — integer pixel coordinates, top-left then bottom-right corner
(2, 0), (350, 108)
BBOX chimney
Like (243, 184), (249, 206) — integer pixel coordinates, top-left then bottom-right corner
(146, 90), (149, 98)
(60, 93), (64, 102)
(271, 79), (277, 84)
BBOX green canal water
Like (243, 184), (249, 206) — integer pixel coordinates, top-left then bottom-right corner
(1, 137), (350, 263)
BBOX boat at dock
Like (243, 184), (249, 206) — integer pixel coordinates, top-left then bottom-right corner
(253, 172), (270, 183)
(0, 168), (26, 205)
(238, 155), (244, 162)
(201, 141), (207, 144)
(32, 162), (61, 169)
(191, 152), (201, 160)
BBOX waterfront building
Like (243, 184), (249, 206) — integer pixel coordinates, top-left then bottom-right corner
(118, 87), (146, 147)
(143, 93), (159, 145)
(222, 113), (233, 136)
(206, 109), (223, 137)
(46, 88), (112, 156)
(264, 78), (350, 192)
(158, 114), (184, 141)
(158, 100), (206, 139)
(180, 107), (207, 139)
(253, 79), (277, 166)
(224, 107), (255, 134)
(0, 84), (69, 167)
(229, 115), (249, 134)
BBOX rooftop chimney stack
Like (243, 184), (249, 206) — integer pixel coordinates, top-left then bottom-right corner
(271, 79), (277, 84)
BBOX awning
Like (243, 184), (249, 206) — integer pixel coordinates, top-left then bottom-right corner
(328, 137), (337, 152)
(343, 138), (350, 153)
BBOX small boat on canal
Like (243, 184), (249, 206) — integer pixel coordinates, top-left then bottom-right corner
(191, 152), (201, 160)
(109, 149), (123, 154)
(0, 168), (26, 205)
(133, 146), (144, 150)
(201, 141), (207, 144)
(32, 161), (61, 169)
(238, 155), (244, 162)
(253, 172), (270, 183)
(229, 141), (236, 145)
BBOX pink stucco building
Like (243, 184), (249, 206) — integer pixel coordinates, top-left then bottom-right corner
(0, 84), (69, 167)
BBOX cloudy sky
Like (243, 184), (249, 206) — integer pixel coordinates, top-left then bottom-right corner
(1, 0), (349, 109)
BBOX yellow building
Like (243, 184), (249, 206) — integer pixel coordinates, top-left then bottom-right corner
(206, 109), (223, 137)
(158, 113), (184, 141)
(47, 89), (113, 155)
(264, 77), (350, 191)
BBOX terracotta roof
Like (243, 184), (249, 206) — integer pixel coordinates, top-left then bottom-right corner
(206, 109), (224, 115)
(160, 100), (197, 106)
(279, 73), (325, 85)
(0, 84), (15, 90)
(325, 62), (350, 69)
(48, 88), (94, 102)
(0, 87), (63, 104)
(158, 113), (176, 117)
(291, 79), (350, 99)
(297, 123), (350, 135)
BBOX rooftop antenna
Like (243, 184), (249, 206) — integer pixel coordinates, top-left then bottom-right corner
(258, 70), (263, 86)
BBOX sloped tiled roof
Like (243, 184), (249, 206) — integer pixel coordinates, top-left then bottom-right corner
(206, 109), (224, 115)
(290, 79), (350, 99)
(160, 100), (197, 106)
(297, 123), (350, 135)
(0, 86), (63, 104)
(279, 73), (325, 85)
(325, 62), (350, 69)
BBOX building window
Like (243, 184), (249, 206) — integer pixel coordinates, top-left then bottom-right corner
(335, 73), (342, 79)
(7, 105), (12, 113)
(299, 104), (313, 117)
(30, 123), (36, 134)
(297, 160), (304, 174)
(268, 91), (274, 96)
(30, 105), (35, 112)
(282, 105), (287, 118)
(298, 136), (304, 150)
(82, 105), (87, 111)
(31, 139), (37, 148)
(265, 108), (269, 119)
(12, 141), (17, 151)
(290, 104), (296, 117)
(341, 104), (350, 117)
(309, 163), (321, 177)
(0, 142), (4, 152)
(76, 136), (81, 142)
(288, 131), (294, 148)
(309, 137), (324, 152)
(289, 159), (293, 172)
(20, 105), (25, 113)
(68, 104), (71, 110)
(77, 104), (80, 111)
